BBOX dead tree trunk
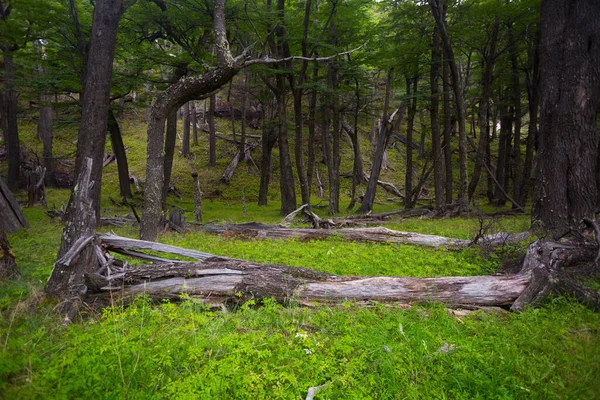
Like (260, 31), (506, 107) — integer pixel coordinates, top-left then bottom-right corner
(107, 109), (132, 199)
(0, 226), (19, 280)
(0, 175), (29, 233)
(192, 172), (203, 223)
(70, 234), (599, 311)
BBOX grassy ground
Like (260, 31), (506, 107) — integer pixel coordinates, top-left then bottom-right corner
(1, 110), (599, 398)
(1, 205), (599, 399)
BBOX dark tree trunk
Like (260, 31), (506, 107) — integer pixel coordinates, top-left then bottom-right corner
(519, 29), (540, 205)
(468, 18), (499, 201)
(348, 77), (364, 209)
(358, 70), (406, 214)
(162, 110), (177, 207)
(533, 0), (600, 237)
(107, 109), (131, 199)
(3, 54), (20, 191)
(306, 64), (318, 197)
(276, 77), (297, 216)
(430, 26), (444, 208)
(258, 107), (277, 207)
(404, 75), (418, 210)
(208, 94), (217, 167)
(328, 63), (341, 215)
(442, 57), (453, 205)
(430, 0), (468, 211)
(69, 0), (126, 226)
(0, 175), (28, 233)
(509, 24), (523, 208)
(182, 102), (190, 158)
(495, 101), (511, 206)
(239, 73), (249, 161)
(191, 101), (198, 146)
(0, 226), (18, 280)
(38, 95), (54, 186)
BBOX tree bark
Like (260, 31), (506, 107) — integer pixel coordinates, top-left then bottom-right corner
(182, 102), (190, 158)
(69, 0), (126, 225)
(162, 109), (177, 207)
(258, 101), (278, 207)
(3, 53), (20, 191)
(533, 0), (600, 238)
(191, 101), (198, 146)
(208, 94), (217, 166)
(494, 100), (511, 206)
(0, 226), (19, 280)
(38, 94), (54, 187)
(0, 175), (28, 233)
(430, 26), (444, 209)
(509, 23), (523, 207)
(107, 109), (132, 199)
(442, 56), (453, 205)
(405, 75), (418, 210)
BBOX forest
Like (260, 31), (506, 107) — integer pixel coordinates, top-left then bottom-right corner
(1, 0), (599, 398)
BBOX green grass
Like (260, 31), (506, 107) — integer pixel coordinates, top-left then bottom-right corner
(1, 109), (597, 399)
(1, 206), (599, 399)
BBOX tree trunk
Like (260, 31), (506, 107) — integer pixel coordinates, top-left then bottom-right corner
(519, 29), (540, 205)
(430, 26), (444, 208)
(0, 226), (19, 280)
(405, 75), (418, 210)
(162, 109), (177, 207)
(141, 0), (241, 241)
(494, 101), (510, 206)
(442, 56), (453, 205)
(430, 0), (468, 212)
(306, 64), (318, 197)
(191, 101), (198, 146)
(3, 54), (20, 191)
(533, 0), (600, 238)
(468, 18), (499, 201)
(79, 234), (598, 312)
(38, 94), (54, 186)
(358, 70), (406, 214)
(276, 78), (297, 216)
(208, 94), (217, 166)
(509, 24), (523, 208)
(0, 175), (28, 233)
(328, 63), (341, 215)
(182, 102), (190, 158)
(258, 102), (277, 207)
(47, 157), (96, 301)
(69, 0), (126, 226)
(240, 72), (249, 160)
(107, 109), (132, 199)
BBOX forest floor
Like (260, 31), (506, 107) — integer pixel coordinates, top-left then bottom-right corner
(1, 112), (599, 398)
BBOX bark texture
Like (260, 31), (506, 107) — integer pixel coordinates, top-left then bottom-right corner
(533, 0), (600, 238)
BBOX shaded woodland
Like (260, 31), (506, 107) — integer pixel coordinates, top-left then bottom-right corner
(0, 0), (599, 317)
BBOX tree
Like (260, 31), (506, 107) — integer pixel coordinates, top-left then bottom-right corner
(47, 0), (129, 301)
(0, 225), (18, 280)
(533, 0), (600, 237)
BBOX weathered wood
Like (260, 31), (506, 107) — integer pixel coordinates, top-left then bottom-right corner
(58, 233), (597, 311)
(26, 165), (47, 207)
(97, 233), (219, 261)
(85, 253), (530, 307)
(0, 175), (29, 233)
(203, 224), (530, 249)
(0, 226), (19, 279)
(46, 157), (96, 297)
(192, 172), (203, 223)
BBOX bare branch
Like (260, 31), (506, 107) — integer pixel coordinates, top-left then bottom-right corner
(242, 42), (368, 67)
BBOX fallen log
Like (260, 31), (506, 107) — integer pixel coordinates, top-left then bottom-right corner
(0, 175), (29, 233)
(76, 234), (598, 311)
(203, 223), (531, 249)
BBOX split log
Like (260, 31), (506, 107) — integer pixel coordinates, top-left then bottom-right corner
(97, 234), (218, 261)
(0, 175), (28, 233)
(84, 256), (530, 308)
(203, 223), (531, 249)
